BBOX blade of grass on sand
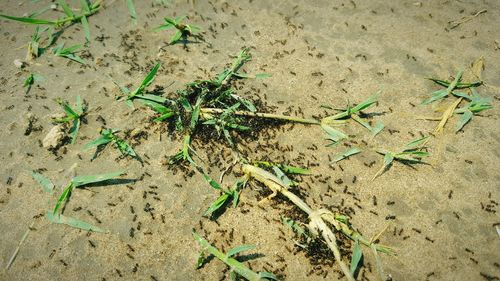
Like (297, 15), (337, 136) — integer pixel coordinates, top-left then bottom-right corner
(125, 0), (137, 23)
(331, 147), (361, 163)
(455, 110), (473, 132)
(350, 239), (363, 275)
(53, 183), (74, 214)
(0, 14), (56, 25)
(31, 171), (54, 194)
(71, 171), (125, 187)
(46, 210), (105, 232)
(193, 231), (278, 280)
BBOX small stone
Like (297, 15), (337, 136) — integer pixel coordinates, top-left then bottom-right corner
(14, 59), (25, 69)
(126, 51), (135, 59)
(42, 125), (66, 149)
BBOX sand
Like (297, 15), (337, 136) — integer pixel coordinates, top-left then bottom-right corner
(0, 0), (499, 280)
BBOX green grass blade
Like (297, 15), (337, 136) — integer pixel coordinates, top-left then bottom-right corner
(227, 244), (256, 258)
(0, 14), (56, 25)
(204, 193), (230, 216)
(170, 30), (182, 44)
(351, 92), (379, 113)
(371, 122), (385, 137)
(31, 171), (54, 194)
(58, 0), (75, 18)
(455, 110), (473, 132)
(137, 63), (160, 94)
(192, 231), (264, 281)
(46, 210), (105, 233)
(69, 119), (80, 144)
(331, 147), (361, 163)
(321, 124), (348, 144)
(125, 0), (137, 22)
(80, 0), (91, 13)
(84, 136), (111, 150)
(383, 153), (394, 168)
(71, 171), (124, 187)
(116, 139), (137, 157)
(404, 136), (429, 150)
(201, 173), (221, 190)
(81, 15), (91, 43)
(421, 89), (448, 105)
(53, 183), (74, 214)
(350, 239), (363, 274)
(259, 272), (279, 280)
(63, 53), (86, 65)
(58, 100), (78, 118)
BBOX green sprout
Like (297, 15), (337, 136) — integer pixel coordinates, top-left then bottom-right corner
(422, 69), (482, 105)
(193, 231), (279, 281)
(85, 129), (138, 160)
(321, 92), (385, 142)
(454, 88), (493, 132)
(23, 73), (43, 95)
(0, 0), (100, 43)
(53, 95), (87, 144)
(52, 42), (86, 64)
(204, 177), (248, 217)
(154, 16), (202, 45)
(113, 62), (161, 107)
(372, 136), (430, 180)
(31, 170), (125, 232)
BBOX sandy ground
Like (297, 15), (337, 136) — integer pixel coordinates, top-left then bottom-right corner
(0, 0), (499, 280)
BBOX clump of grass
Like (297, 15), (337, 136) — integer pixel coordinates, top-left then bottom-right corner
(242, 164), (394, 281)
(204, 177), (247, 217)
(113, 62), (161, 108)
(454, 88), (492, 132)
(372, 136), (429, 180)
(320, 92), (384, 147)
(154, 16), (202, 45)
(85, 128), (138, 160)
(31, 170), (125, 232)
(53, 95), (87, 144)
(422, 69), (482, 105)
(0, 0), (100, 44)
(193, 231), (279, 280)
(53, 42), (86, 64)
(23, 72), (43, 95)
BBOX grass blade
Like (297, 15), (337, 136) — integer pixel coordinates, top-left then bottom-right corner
(69, 119), (80, 144)
(350, 239), (363, 274)
(125, 0), (137, 22)
(81, 15), (90, 43)
(204, 193), (230, 216)
(53, 183), (74, 214)
(71, 171), (124, 187)
(46, 210), (105, 232)
(136, 63), (160, 94)
(227, 244), (256, 258)
(193, 231), (265, 280)
(331, 147), (361, 163)
(0, 14), (56, 25)
(455, 110), (473, 132)
(321, 124), (348, 145)
(84, 136), (111, 150)
(31, 171), (54, 194)
(404, 136), (429, 150)
(58, 0), (75, 18)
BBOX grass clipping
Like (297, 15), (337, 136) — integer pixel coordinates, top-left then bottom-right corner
(242, 165), (394, 281)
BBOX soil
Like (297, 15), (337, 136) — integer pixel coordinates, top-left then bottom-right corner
(0, 1), (499, 281)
